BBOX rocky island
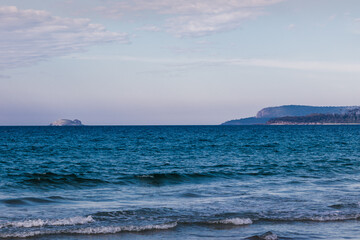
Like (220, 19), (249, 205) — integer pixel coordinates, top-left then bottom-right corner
(222, 105), (360, 125)
(50, 119), (83, 126)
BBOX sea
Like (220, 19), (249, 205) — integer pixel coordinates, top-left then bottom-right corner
(1, 126), (360, 239)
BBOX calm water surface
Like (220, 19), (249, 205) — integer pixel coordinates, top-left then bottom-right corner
(1, 126), (360, 239)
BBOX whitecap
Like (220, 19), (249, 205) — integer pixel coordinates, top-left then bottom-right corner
(70, 222), (178, 234)
(309, 214), (360, 222)
(0, 216), (94, 228)
(0, 222), (178, 238)
(212, 218), (253, 225)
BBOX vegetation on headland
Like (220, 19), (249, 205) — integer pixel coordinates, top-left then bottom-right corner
(267, 108), (360, 125)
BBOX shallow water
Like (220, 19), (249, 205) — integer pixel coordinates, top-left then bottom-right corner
(1, 126), (360, 239)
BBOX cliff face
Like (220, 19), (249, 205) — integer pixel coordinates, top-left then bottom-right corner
(50, 119), (83, 126)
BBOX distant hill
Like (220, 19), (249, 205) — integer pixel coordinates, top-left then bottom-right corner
(222, 105), (359, 125)
(267, 108), (360, 125)
(256, 105), (355, 118)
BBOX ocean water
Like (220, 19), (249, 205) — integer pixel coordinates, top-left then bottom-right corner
(1, 126), (360, 239)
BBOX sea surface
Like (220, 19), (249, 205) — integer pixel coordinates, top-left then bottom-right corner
(1, 126), (360, 239)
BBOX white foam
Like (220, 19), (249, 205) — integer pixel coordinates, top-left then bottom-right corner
(213, 218), (253, 225)
(261, 232), (278, 240)
(70, 222), (178, 234)
(138, 175), (154, 178)
(0, 216), (94, 228)
(309, 214), (360, 222)
(0, 222), (178, 238)
(0, 231), (42, 238)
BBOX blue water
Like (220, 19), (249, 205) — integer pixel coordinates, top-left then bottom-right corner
(1, 126), (360, 239)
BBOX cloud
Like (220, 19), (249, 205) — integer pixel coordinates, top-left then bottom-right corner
(328, 14), (337, 21)
(66, 55), (360, 73)
(288, 23), (295, 30)
(0, 74), (11, 79)
(166, 10), (259, 37)
(0, 6), (128, 69)
(137, 25), (162, 32)
(227, 58), (360, 73)
(97, 0), (285, 37)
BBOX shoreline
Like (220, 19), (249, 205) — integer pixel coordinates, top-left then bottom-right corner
(267, 122), (360, 125)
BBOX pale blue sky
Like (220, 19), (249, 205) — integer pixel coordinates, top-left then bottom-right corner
(1, 0), (360, 125)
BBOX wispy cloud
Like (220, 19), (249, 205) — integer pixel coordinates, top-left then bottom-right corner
(166, 10), (259, 37)
(328, 14), (337, 21)
(96, 0), (285, 37)
(0, 74), (11, 79)
(137, 25), (162, 32)
(227, 58), (360, 73)
(66, 55), (360, 73)
(288, 23), (296, 30)
(0, 6), (129, 70)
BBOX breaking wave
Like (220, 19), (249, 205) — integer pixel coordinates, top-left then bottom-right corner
(260, 213), (360, 222)
(209, 218), (253, 225)
(0, 216), (94, 229)
(0, 222), (177, 238)
(18, 172), (107, 188)
(70, 222), (177, 234)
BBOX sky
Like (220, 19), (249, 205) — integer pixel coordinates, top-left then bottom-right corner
(1, 0), (360, 125)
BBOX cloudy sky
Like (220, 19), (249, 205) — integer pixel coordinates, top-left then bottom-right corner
(1, 0), (360, 125)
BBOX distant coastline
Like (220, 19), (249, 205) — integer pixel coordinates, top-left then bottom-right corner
(268, 122), (360, 125)
(222, 105), (360, 125)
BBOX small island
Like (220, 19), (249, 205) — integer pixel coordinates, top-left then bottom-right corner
(49, 119), (83, 126)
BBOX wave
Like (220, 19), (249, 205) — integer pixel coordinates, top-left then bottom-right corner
(18, 172), (107, 188)
(0, 196), (66, 205)
(209, 218), (253, 225)
(0, 216), (94, 228)
(132, 172), (224, 185)
(2, 211), (358, 239)
(93, 209), (253, 226)
(131, 168), (277, 185)
(329, 202), (360, 209)
(247, 231), (278, 240)
(11, 169), (281, 189)
(0, 222), (177, 238)
(70, 222), (177, 234)
(135, 173), (191, 184)
(132, 171), (245, 185)
(308, 214), (360, 222)
(260, 213), (360, 223)
(11, 171), (232, 189)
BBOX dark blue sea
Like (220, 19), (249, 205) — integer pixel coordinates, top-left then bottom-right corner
(1, 126), (360, 239)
